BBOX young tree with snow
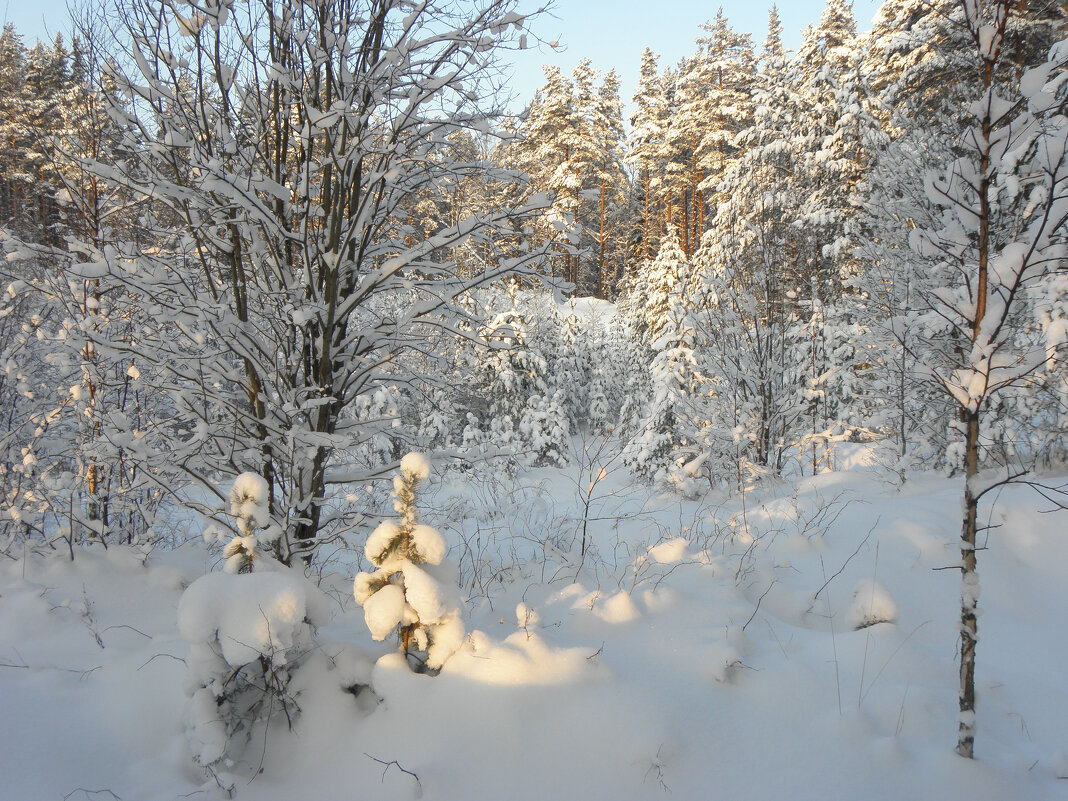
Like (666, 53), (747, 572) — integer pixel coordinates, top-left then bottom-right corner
(626, 276), (706, 490)
(354, 454), (464, 672)
(905, 4), (1068, 757)
(70, 0), (552, 564)
(471, 288), (570, 467)
(633, 226), (690, 345)
(179, 472), (332, 768)
(215, 472), (282, 573)
(855, 0), (1065, 467)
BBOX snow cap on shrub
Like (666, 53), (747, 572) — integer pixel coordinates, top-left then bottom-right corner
(848, 579), (899, 630)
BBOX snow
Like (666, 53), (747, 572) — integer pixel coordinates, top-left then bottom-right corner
(426, 612), (465, 670)
(365, 520), (402, 567)
(361, 581), (406, 641)
(848, 578), (900, 629)
(2, 467), (1068, 799)
(229, 472), (269, 535)
(444, 628), (603, 686)
(410, 523), (447, 565)
(401, 561), (450, 623)
(177, 570), (329, 668)
(589, 589), (642, 623)
(647, 537), (689, 564)
(400, 452), (430, 482)
(557, 295), (616, 322)
(186, 687), (227, 765)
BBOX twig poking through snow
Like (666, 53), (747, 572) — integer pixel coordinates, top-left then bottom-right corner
(644, 745), (671, 793)
(136, 653), (185, 671)
(102, 624), (152, 639)
(0, 658), (101, 678)
(808, 519), (878, 610)
(364, 753), (422, 795)
(743, 580), (777, 632)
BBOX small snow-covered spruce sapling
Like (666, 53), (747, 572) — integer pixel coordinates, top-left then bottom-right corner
(354, 454), (465, 672)
(204, 473), (281, 573)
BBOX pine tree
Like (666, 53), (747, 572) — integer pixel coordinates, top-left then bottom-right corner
(635, 225), (690, 344)
(626, 276), (704, 488)
(591, 69), (629, 296)
(554, 304), (590, 429)
(0, 25), (29, 231)
(517, 65), (585, 285)
(792, 0), (870, 302)
(694, 10), (756, 230)
(628, 48), (668, 262)
(688, 6), (808, 480)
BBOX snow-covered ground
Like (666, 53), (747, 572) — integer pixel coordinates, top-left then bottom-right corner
(2, 457), (1067, 800)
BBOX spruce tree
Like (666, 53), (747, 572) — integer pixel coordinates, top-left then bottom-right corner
(354, 454), (465, 672)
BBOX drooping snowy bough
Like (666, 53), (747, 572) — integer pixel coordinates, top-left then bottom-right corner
(354, 454), (465, 672)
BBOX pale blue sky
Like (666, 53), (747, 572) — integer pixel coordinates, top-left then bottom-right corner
(505, 1), (879, 108)
(3, 0), (878, 112)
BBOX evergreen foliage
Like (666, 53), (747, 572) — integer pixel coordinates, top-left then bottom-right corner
(354, 454), (464, 672)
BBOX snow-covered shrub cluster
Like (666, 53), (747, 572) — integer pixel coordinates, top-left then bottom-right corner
(178, 473), (330, 766)
(354, 453), (465, 671)
(848, 579), (899, 630)
(0, 236), (164, 557)
(401, 287), (633, 473)
(178, 570), (330, 766)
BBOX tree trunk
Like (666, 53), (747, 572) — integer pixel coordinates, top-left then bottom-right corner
(957, 34), (995, 759)
(598, 176), (607, 297)
(958, 410), (980, 758)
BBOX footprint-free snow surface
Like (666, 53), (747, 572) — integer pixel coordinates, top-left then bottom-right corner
(2, 463), (1066, 800)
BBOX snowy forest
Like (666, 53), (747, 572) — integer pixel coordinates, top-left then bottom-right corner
(1, 0), (1067, 798)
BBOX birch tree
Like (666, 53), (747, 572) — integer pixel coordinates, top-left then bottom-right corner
(907, 2), (1068, 757)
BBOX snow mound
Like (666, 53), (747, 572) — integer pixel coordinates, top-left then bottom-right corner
(648, 537), (690, 564)
(557, 296), (616, 321)
(178, 571), (330, 668)
(1053, 750), (1068, 779)
(848, 578), (899, 630)
(443, 629), (604, 686)
(588, 590), (641, 623)
(703, 641), (743, 683)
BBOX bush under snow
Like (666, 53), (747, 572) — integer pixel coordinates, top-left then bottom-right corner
(848, 578), (899, 630)
(178, 567), (330, 766)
